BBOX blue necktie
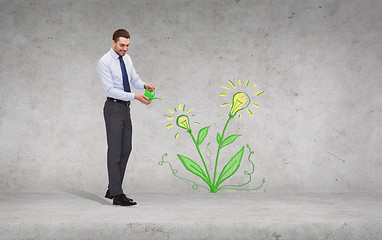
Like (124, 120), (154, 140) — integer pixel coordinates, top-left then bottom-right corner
(119, 56), (131, 92)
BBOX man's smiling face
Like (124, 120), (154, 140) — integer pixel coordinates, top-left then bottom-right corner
(112, 37), (130, 56)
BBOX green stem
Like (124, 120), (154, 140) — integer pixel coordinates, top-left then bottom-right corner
(218, 178), (266, 191)
(188, 130), (214, 190)
(213, 114), (234, 187)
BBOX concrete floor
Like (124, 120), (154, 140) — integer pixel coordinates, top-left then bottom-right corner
(0, 192), (381, 240)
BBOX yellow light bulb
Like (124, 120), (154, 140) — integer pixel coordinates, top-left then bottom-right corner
(230, 92), (250, 116)
(176, 115), (191, 131)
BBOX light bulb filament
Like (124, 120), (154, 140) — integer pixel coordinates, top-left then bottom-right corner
(176, 115), (191, 131)
(230, 92), (250, 116)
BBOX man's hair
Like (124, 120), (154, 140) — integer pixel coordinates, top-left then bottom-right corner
(113, 29), (130, 42)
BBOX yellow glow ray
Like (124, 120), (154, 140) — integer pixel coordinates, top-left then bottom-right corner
(187, 108), (194, 113)
(245, 80), (249, 86)
(255, 91), (264, 96)
(238, 80), (241, 85)
(221, 85), (230, 91)
(228, 80), (236, 88)
(220, 103), (229, 107)
(168, 109), (174, 114)
(175, 132), (179, 138)
(194, 122), (200, 125)
(239, 114), (242, 118)
(166, 124), (173, 129)
(253, 103), (260, 108)
(166, 117), (174, 120)
(253, 84), (257, 88)
(247, 109), (254, 116)
(178, 104), (183, 111)
(220, 93), (228, 96)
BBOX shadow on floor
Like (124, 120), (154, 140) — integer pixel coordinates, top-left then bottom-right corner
(67, 190), (111, 205)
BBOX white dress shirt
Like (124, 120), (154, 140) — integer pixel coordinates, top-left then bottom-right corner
(97, 49), (145, 101)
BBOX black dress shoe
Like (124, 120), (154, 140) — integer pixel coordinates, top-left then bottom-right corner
(113, 194), (137, 206)
(105, 190), (135, 202)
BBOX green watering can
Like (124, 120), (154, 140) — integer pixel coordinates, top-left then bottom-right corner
(144, 87), (162, 101)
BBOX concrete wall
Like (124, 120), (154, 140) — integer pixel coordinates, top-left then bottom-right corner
(1, 0), (381, 194)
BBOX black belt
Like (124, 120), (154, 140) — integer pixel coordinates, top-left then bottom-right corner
(107, 97), (130, 106)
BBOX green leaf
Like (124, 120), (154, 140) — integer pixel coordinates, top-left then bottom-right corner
(221, 134), (241, 148)
(216, 133), (221, 144)
(196, 126), (210, 146)
(216, 146), (245, 187)
(177, 154), (209, 183)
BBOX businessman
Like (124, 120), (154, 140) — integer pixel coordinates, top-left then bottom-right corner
(97, 29), (155, 206)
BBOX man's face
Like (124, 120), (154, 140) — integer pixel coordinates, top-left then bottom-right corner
(112, 37), (130, 56)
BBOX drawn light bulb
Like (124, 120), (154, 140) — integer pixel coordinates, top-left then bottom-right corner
(176, 114), (191, 131)
(230, 92), (250, 116)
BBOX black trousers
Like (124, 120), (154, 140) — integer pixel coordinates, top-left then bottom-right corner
(103, 99), (132, 197)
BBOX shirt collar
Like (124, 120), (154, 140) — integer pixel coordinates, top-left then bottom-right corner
(110, 48), (120, 60)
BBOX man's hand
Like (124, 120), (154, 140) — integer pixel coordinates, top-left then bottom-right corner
(135, 94), (151, 105)
(144, 83), (156, 91)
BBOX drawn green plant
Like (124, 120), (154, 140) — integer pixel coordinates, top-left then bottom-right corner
(160, 80), (265, 193)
